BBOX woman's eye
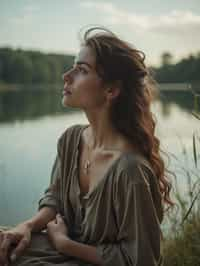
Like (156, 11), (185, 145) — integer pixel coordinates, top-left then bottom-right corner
(69, 65), (88, 74)
(78, 67), (88, 74)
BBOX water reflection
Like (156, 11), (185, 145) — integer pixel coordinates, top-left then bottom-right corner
(0, 86), (198, 123)
(0, 85), (199, 228)
(0, 87), (76, 122)
(158, 90), (197, 117)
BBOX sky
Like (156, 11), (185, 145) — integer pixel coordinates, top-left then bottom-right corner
(0, 0), (200, 66)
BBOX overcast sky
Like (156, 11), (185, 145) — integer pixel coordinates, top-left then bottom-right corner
(1, 0), (200, 65)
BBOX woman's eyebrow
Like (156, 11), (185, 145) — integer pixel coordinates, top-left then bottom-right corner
(74, 60), (93, 69)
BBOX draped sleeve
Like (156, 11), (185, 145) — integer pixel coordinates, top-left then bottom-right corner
(96, 161), (163, 266)
(37, 134), (63, 213)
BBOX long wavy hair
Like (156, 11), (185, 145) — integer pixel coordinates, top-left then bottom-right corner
(80, 26), (174, 222)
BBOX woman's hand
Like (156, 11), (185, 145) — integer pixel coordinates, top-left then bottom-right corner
(0, 222), (32, 266)
(47, 214), (69, 252)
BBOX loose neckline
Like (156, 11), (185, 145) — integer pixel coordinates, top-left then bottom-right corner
(75, 124), (137, 200)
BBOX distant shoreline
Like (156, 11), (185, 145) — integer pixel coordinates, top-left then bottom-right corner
(0, 82), (199, 92)
(0, 83), (63, 92)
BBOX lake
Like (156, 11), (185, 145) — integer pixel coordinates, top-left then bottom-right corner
(0, 84), (199, 230)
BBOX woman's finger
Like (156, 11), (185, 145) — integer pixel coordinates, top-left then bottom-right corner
(0, 232), (6, 264)
(10, 237), (29, 262)
(47, 221), (54, 228)
(0, 233), (16, 259)
(0, 231), (3, 244)
(56, 214), (64, 223)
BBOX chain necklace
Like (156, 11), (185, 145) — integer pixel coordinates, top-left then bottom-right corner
(84, 159), (91, 175)
(83, 142), (93, 175)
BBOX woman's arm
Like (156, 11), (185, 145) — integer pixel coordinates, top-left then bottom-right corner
(0, 207), (57, 265)
(58, 237), (103, 265)
(46, 214), (103, 265)
(25, 206), (57, 232)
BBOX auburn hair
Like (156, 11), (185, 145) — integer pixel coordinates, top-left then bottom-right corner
(80, 26), (174, 222)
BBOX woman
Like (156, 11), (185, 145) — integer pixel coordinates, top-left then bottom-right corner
(0, 27), (173, 266)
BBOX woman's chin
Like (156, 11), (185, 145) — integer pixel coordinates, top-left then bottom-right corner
(62, 97), (78, 108)
(62, 96), (71, 107)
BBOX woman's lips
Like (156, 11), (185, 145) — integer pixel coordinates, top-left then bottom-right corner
(63, 89), (72, 95)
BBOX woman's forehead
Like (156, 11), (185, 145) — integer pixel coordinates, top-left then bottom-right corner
(75, 46), (96, 68)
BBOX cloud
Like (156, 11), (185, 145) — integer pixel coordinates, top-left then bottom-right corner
(21, 4), (39, 14)
(80, 1), (200, 36)
(150, 10), (200, 35)
(8, 4), (39, 25)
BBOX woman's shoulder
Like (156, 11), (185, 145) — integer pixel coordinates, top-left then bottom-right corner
(115, 152), (156, 187)
(57, 124), (87, 153)
(114, 152), (163, 223)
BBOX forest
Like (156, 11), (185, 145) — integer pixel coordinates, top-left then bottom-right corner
(0, 47), (200, 84)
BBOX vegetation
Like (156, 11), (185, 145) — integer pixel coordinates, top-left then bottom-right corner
(0, 47), (74, 85)
(153, 52), (200, 83)
(0, 47), (200, 86)
(162, 213), (200, 266)
(162, 94), (200, 265)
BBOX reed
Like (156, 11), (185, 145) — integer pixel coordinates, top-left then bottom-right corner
(162, 91), (200, 265)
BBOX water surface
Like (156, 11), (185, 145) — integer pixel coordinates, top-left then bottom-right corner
(0, 86), (199, 227)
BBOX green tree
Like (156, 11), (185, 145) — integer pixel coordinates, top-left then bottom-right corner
(161, 52), (173, 66)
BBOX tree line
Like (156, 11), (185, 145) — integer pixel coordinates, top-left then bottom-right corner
(0, 47), (199, 84)
(153, 52), (200, 83)
(0, 47), (74, 84)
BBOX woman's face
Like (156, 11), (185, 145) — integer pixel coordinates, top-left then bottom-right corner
(62, 46), (107, 110)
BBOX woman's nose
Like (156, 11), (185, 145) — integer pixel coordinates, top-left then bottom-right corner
(62, 69), (73, 83)
(62, 72), (66, 81)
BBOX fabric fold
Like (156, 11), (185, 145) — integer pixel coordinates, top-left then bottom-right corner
(96, 169), (162, 266)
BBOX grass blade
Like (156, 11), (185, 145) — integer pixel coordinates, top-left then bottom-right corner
(193, 133), (198, 168)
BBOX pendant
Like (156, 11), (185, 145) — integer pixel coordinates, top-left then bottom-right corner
(84, 160), (91, 174)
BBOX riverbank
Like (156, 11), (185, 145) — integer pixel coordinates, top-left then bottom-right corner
(162, 212), (200, 265)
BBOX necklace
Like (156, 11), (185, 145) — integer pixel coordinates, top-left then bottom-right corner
(83, 142), (93, 175)
(84, 159), (91, 175)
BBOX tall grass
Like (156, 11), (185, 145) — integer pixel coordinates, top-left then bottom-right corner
(162, 90), (200, 265)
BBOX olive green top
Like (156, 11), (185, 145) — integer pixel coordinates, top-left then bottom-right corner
(12, 124), (163, 266)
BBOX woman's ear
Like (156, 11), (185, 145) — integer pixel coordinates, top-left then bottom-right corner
(106, 80), (122, 101)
